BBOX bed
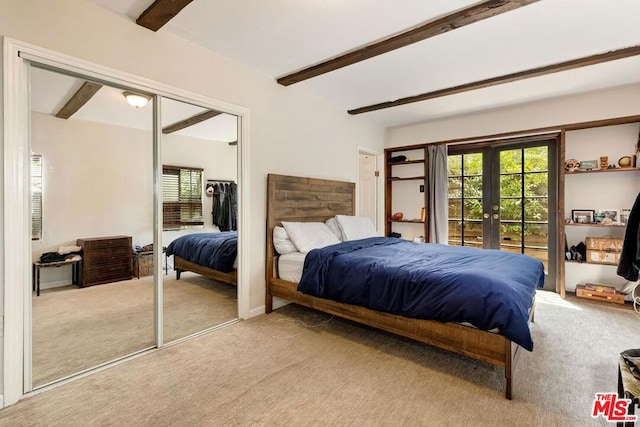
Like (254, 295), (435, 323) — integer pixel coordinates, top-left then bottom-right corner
(265, 173), (541, 399)
(166, 231), (237, 285)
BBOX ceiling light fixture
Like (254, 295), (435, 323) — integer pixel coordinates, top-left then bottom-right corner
(123, 91), (151, 108)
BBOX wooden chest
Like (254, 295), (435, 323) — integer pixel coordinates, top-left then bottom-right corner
(576, 284), (625, 304)
(585, 236), (623, 265)
(77, 236), (132, 287)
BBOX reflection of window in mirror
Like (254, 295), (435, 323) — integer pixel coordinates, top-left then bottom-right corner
(31, 154), (43, 241)
(162, 165), (204, 230)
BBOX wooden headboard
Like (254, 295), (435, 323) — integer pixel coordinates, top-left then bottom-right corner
(265, 174), (355, 310)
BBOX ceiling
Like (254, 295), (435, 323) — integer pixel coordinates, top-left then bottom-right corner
(30, 65), (238, 142)
(85, 1), (640, 128)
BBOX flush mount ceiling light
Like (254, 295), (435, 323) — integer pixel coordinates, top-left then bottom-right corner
(123, 91), (151, 108)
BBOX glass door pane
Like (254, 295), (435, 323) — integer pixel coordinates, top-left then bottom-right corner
(447, 152), (484, 247)
(30, 65), (155, 388)
(448, 139), (556, 289)
(160, 97), (239, 344)
(497, 146), (550, 270)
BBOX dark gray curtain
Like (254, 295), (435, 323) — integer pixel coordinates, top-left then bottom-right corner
(428, 144), (448, 243)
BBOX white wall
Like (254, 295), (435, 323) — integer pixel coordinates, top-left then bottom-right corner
(0, 0), (385, 402)
(386, 85), (640, 146)
(31, 112), (236, 288)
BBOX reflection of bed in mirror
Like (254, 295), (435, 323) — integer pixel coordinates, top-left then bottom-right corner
(166, 231), (237, 285)
(265, 174), (542, 400)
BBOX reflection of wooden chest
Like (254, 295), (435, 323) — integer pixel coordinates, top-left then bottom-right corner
(585, 236), (622, 265)
(576, 284), (625, 304)
(77, 236), (132, 287)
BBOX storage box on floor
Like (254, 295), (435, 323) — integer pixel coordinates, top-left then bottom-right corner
(585, 236), (623, 265)
(576, 283), (625, 304)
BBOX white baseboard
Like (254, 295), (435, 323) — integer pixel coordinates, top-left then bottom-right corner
(248, 306), (264, 318)
(0, 394), (4, 409)
(248, 297), (290, 318)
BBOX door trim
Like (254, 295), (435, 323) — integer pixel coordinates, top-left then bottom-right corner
(357, 146), (382, 231)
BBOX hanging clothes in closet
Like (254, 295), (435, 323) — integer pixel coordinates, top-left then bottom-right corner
(210, 180), (237, 231)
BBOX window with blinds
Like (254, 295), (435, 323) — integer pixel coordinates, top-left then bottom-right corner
(162, 165), (204, 230)
(31, 154), (43, 240)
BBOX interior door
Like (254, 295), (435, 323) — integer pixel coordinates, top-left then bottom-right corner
(358, 151), (378, 228)
(447, 138), (557, 289)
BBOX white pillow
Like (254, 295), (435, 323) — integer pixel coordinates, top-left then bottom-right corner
(335, 215), (378, 241)
(325, 217), (343, 241)
(281, 221), (340, 254)
(273, 226), (297, 255)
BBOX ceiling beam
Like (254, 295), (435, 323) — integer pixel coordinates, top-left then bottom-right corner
(55, 81), (103, 119)
(162, 109), (222, 134)
(277, 0), (539, 86)
(348, 45), (640, 115)
(136, 0), (193, 32)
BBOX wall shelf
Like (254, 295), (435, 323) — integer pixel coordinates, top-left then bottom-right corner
(385, 146), (429, 239)
(387, 159), (425, 166)
(565, 223), (626, 228)
(560, 121), (640, 299)
(565, 167), (639, 175)
(387, 176), (424, 181)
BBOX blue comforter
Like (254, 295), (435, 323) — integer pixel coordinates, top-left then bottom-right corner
(166, 231), (237, 273)
(297, 237), (544, 350)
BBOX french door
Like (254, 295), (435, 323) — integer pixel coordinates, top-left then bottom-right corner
(447, 137), (558, 289)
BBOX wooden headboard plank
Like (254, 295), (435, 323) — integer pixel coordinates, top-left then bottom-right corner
(266, 174), (355, 312)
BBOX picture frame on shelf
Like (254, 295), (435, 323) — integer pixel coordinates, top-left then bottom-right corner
(571, 209), (595, 224)
(620, 208), (631, 225)
(597, 209), (620, 223)
(579, 159), (598, 171)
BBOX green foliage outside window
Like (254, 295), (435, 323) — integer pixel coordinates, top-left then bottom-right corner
(448, 146), (549, 241)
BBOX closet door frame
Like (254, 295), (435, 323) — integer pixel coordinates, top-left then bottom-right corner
(1, 37), (251, 405)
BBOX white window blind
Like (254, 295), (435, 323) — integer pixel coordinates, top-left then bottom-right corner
(162, 165), (204, 230)
(31, 154), (43, 240)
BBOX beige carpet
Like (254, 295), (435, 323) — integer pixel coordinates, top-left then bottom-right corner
(32, 272), (237, 387)
(4, 291), (639, 426)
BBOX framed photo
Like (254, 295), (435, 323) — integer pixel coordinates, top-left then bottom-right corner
(597, 209), (620, 223)
(621, 209), (631, 225)
(571, 209), (595, 224)
(579, 159), (598, 171)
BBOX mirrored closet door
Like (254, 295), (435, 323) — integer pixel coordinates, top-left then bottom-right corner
(29, 65), (155, 387)
(160, 97), (239, 343)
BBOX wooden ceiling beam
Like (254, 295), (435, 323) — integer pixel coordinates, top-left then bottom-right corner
(277, 0), (539, 86)
(136, 0), (193, 32)
(55, 81), (103, 119)
(162, 109), (222, 134)
(348, 45), (640, 115)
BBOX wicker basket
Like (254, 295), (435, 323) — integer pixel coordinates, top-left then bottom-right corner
(133, 251), (153, 278)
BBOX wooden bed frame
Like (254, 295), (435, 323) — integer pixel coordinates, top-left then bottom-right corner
(265, 173), (535, 399)
(174, 255), (237, 286)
